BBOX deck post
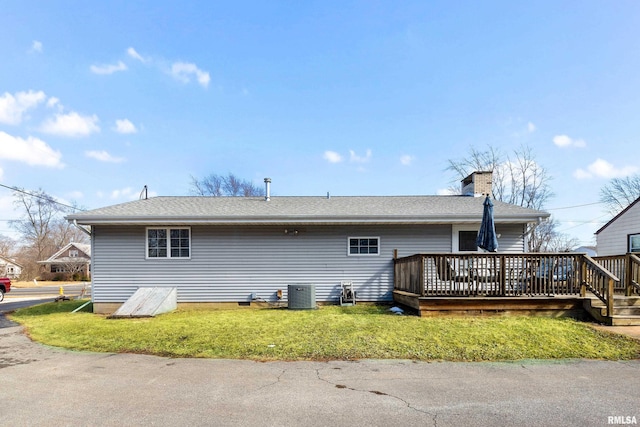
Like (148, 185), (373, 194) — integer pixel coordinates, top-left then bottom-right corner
(579, 256), (587, 297)
(499, 255), (506, 296)
(607, 277), (615, 317)
(419, 256), (426, 297)
(625, 253), (632, 296)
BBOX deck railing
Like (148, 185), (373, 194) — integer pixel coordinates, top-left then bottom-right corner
(593, 255), (627, 293)
(594, 253), (640, 296)
(394, 252), (620, 313)
(580, 255), (619, 315)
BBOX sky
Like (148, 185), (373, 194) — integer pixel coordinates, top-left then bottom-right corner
(1, 1), (639, 247)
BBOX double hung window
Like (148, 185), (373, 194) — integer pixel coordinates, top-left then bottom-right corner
(348, 237), (380, 256)
(147, 227), (191, 258)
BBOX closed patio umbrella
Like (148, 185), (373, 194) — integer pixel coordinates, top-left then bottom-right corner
(476, 195), (498, 252)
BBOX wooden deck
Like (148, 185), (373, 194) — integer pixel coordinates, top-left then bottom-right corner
(393, 252), (640, 324)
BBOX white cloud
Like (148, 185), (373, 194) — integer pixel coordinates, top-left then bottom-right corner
(85, 150), (125, 163)
(349, 149), (372, 163)
(400, 154), (414, 166)
(323, 151), (343, 163)
(67, 190), (84, 199)
(40, 112), (100, 137)
(109, 187), (156, 200)
(30, 40), (43, 53)
(170, 62), (210, 88)
(573, 158), (638, 179)
(46, 97), (61, 109)
(437, 187), (457, 195)
(90, 61), (127, 75)
(114, 118), (137, 134)
(0, 166), (3, 181)
(553, 134), (586, 148)
(111, 187), (134, 199)
(573, 169), (591, 180)
(127, 47), (147, 62)
(0, 131), (64, 168)
(0, 90), (47, 125)
(527, 122), (536, 133)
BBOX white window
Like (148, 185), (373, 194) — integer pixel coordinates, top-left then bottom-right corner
(452, 225), (479, 252)
(629, 233), (640, 253)
(147, 227), (191, 259)
(348, 237), (380, 256)
(69, 250), (78, 258)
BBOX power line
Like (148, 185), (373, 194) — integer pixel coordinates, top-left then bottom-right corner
(546, 201), (604, 210)
(0, 183), (85, 212)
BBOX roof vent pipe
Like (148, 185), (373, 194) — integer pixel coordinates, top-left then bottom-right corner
(264, 178), (271, 201)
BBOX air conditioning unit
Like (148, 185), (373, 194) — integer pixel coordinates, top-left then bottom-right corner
(287, 284), (316, 310)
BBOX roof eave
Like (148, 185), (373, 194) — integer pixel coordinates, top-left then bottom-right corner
(69, 214), (546, 226)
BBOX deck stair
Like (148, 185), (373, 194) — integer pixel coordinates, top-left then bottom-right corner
(584, 296), (640, 326)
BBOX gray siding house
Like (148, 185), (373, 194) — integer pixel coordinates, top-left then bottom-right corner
(68, 174), (549, 314)
(596, 196), (640, 256)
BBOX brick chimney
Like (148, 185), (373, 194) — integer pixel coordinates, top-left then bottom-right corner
(461, 171), (493, 197)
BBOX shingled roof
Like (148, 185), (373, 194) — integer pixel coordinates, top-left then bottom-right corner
(67, 195), (549, 225)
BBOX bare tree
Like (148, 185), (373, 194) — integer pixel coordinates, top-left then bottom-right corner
(190, 173), (265, 197)
(447, 145), (553, 209)
(600, 175), (640, 216)
(447, 145), (560, 251)
(0, 235), (17, 256)
(49, 218), (89, 248)
(10, 189), (62, 264)
(528, 218), (580, 252)
(191, 174), (223, 196)
(9, 188), (86, 279)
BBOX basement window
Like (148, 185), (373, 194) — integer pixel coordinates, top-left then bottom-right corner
(147, 227), (191, 259)
(348, 237), (380, 256)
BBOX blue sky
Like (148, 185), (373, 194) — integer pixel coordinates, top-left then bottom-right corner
(1, 1), (639, 246)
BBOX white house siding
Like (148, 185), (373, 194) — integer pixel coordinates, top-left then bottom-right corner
(597, 202), (640, 256)
(91, 223), (527, 304)
(495, 224), (526, 252)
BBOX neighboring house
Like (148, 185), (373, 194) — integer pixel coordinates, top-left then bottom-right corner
(595, 196), (640, 256)
(0, 255), (23, 279)
(574, 246), (597, 257)
(38, 242), (91, 278)
(67, 172), (550, 314)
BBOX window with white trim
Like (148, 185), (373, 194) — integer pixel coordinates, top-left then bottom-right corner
(348, 237), (380, 256)
(147, 227), (191, 259)
(458, 231), (478, 252)
(69, 250), (78, 257)
(629, 233), (640, 253)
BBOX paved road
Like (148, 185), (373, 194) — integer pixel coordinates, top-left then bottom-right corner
(0, 317), (638, 427)
(1, 284), (91, 313)
(6, 283), (90, 298)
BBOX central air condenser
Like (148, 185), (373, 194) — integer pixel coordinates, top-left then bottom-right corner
(287, 284), (316, 310)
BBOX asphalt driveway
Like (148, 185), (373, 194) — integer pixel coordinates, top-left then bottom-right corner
(1, 315), (638, 427)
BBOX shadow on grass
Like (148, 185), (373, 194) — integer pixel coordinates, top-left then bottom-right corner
(14, 300), (93, 316)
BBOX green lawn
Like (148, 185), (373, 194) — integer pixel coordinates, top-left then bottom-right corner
(9, 301), (640, 361)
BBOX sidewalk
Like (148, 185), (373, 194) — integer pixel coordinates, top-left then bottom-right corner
(589, 324), (640, 340)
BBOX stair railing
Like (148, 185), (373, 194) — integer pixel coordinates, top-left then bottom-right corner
(626, 253), (640, 296)
(580, 255), (619, 316)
